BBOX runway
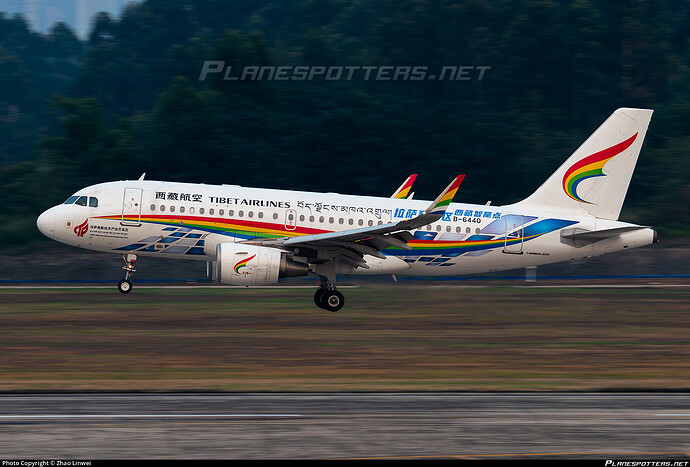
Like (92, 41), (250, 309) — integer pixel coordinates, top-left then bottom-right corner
(1, 393), (689, 459)
(0, 282), (688, 289)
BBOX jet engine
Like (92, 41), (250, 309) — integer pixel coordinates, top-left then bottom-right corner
(215, 242), (309, 286)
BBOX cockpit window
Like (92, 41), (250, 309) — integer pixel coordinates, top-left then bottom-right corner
(89, 197), (98, 208)
(75, 196), (88, 206)
(63, 196), (79, 204)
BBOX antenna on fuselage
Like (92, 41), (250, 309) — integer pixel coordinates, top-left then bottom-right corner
(138, 173), (146, 180)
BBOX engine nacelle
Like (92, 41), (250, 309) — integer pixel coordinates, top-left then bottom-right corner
(216, 242), (308, 286)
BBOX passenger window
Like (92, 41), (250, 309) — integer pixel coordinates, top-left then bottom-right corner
(209, 208), (214, 215)
(160, 205), (166, 212)
(199, 208), (205, 215)
(150, 204), (156, 211)
(180, 207), (185, 213)
(63, 196), (79, 204)
(88, 197), (98, 207)
(219, 209), (224, 216)
(75, 196), (87, 206)
(170, 206), (176, 213)
(229, 210), (234, 216)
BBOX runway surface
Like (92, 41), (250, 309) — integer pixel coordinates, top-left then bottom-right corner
(0, 282), (688, 289)
(1, 393), (689, 459)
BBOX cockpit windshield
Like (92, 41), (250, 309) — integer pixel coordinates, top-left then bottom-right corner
(63, 195), (98, 207)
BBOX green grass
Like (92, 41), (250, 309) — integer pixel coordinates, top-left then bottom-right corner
(0, 285), (689, 392)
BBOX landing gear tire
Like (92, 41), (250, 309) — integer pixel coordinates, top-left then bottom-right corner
(118, 254), (137, 295)
(118, 279), (133, 294)
(314, 289), (327, 309)
(322, 290), (344, 312)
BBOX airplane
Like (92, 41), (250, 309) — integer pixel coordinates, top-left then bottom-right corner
(37, 108), (658, 312)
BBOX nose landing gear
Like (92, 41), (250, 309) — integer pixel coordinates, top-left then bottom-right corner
(314, 278), (344, 312)
(118, 254), (137, 294)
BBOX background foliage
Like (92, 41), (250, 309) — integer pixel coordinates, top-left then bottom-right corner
(1, 0), (689, 246)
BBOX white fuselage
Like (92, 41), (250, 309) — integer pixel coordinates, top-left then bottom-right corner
(36, 180), (655, 277)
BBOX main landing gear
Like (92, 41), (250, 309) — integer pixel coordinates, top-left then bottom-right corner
(118, 254), (137, 294)
(314, 278), (344, 312)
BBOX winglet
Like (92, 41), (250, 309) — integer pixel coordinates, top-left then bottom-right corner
(427, 175), (465, 216)
(391, 174), (418, 199)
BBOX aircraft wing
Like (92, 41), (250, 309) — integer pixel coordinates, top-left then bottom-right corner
(247, 175), (465, 265)
(390, 174), (417, 199)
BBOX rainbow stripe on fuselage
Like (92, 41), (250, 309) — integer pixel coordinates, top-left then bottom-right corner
(103, 214), (576, 258)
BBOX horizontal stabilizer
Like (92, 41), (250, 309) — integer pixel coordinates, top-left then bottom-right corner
(560, 225), (649, 247)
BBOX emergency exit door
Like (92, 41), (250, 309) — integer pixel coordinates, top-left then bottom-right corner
(122, 188), (143, 226)
(503, 214), (524, 254)
(284, 209), (297, 230)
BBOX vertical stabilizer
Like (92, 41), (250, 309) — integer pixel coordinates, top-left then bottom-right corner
(510, 108), (653, 220)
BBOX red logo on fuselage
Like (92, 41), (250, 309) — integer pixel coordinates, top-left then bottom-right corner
(74, 219), (88, 237)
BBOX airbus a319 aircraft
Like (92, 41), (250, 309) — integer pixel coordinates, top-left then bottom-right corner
(37, 108), (657, 311)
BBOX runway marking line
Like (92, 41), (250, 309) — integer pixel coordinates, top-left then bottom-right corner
(346, 451), (690, 460)
(0, 419), (305, 433)
(0, 414), (303, 419)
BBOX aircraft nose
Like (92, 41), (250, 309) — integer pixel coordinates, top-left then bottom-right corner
(37, 208), (56, 239)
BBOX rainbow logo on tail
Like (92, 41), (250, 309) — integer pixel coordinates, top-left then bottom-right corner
(562, 133), (638, 204)
(234, 254), (256, 275)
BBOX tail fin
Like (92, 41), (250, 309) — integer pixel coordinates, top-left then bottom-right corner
(510, 108), (653, 220)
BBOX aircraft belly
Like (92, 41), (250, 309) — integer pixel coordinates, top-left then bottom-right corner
(95, 220), (213, 260)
